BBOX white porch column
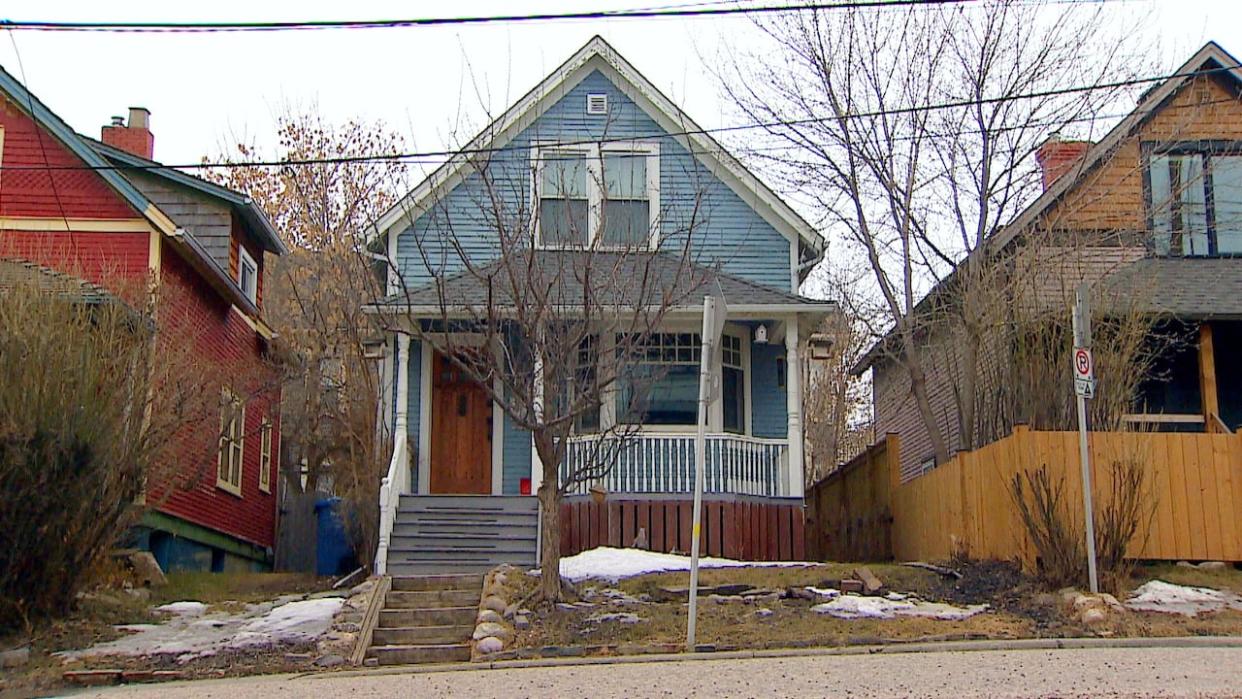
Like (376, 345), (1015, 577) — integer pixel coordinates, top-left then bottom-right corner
(394, 333), (411, 450)
(530, 354), (545, 494)
(784, 319), (804, 498)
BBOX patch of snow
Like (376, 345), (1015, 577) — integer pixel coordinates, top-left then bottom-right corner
(155, 601), (208, 617)
(813, 595), (987, 621)
(1126, 580), (1242, 617)
(59, 597), (346, 661)
(555, 547), (814, 582)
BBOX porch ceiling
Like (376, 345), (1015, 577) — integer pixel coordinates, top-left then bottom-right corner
(368, 250), (836, 317)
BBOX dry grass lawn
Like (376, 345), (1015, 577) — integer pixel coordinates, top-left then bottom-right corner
(512, 560), (1242, 655)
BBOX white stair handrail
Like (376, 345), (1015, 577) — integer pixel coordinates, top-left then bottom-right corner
(375, 435), (409, 575)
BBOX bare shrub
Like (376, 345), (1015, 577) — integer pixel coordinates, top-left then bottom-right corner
(0, 269), (211, 629)
(1009, 458), (1153, 593)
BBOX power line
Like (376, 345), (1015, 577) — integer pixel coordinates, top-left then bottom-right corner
(0, 1), (984, 33)
(2, 62), (1233, 174)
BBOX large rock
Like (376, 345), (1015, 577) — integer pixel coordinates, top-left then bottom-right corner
(476, 609), (503, 625)
(473, 622), (513, 642)
(481, 596), (507, 614)
(128, 552), (167, 587)
(476, 636), (504, 654)
(0, 646), (30, 668)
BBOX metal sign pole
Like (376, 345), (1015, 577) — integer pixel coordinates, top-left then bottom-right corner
(687, 288), (726, 651)
(1073, 284), (1100, 594)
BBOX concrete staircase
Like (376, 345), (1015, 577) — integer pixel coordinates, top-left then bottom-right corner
(366, 574), (481, 665)
(387, 495), (538, 576)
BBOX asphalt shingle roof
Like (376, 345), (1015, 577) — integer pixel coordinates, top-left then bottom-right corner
(1099, 257), (1242, 318)
(375, 250), (832, 312)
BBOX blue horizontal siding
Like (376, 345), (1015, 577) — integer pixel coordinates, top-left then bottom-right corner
(394, 68), (794, 292)
(750, 342), (787, 439)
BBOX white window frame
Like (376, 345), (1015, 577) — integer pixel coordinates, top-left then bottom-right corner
(258, 417), (273, 494)
(531, 141), (660, 251)
(238, 245), (259, 304)
(608, 322), (749, 434)
(217, 388), (245, 496)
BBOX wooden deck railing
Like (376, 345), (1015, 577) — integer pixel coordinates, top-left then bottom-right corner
(561, 432), (789, 497)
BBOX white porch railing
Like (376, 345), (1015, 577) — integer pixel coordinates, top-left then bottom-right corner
(374, 434), (410, 575)
(560, 433), (789, 497)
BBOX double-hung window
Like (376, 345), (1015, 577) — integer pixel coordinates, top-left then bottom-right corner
(539, 149), (590, 246)
(217, 388), (245, 495)
(238, 246), (259, 304)
(258, 418), (273, 494)
(534, 143), (658, 249)
(1149, 146), (1242, 256)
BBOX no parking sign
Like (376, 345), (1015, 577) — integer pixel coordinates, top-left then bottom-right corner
(1073, 346), (1095, 398)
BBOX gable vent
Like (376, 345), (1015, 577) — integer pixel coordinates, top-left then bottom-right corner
(586, 93), (608, 115)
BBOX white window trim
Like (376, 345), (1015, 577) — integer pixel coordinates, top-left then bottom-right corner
(217, 388), (245, 497)
(258, 417), (273, 494)
(531, 140), (660, 251)
(238, 245), (259, 304)
(605, 321), (749, 433)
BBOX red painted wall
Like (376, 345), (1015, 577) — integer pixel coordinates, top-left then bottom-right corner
(149, 244), (279, 548)
(0, 97), (136, 220)
(0, 97), (281, 549)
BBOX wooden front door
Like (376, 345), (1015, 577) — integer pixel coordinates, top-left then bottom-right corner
(429, 351), (492, 494)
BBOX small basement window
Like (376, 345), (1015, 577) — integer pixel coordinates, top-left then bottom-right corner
(587, 93), (608, 115)
(238, 246), (258, 304)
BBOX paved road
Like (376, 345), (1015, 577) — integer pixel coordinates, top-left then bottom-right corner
(78, 647), (1242, 698)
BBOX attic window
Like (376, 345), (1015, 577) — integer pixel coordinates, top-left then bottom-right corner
(586, 93), (608, 115)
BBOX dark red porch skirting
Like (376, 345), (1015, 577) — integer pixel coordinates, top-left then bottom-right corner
(559, 495), (805, 561)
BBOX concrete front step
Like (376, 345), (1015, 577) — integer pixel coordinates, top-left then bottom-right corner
(390, 534), (536, 553)
(387, 547), (536, 563)
(372, 624), (474, 646)
(385, 589), (479, 609)
(388, 561), (504, 576)
(392, 574), (484, 592)
(392, 522), (539, 538)
(394, 511), (538, 527)
(380, 606), (477, 628)
(398, 494), (539, 513)
(367, 643), (471, 665)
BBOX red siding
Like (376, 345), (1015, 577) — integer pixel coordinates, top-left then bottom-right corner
(0, 230), (149, 295)
(0, 97), (137, 220)
(150, 246), (279, 548)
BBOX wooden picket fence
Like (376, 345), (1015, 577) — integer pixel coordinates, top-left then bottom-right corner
(807, 426), (1242, 565)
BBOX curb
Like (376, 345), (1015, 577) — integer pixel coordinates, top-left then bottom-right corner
(306, 635), (1242, 680)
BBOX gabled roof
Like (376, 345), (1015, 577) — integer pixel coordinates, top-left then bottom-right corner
(854, 41), (1242, 375)
(989, 41), (1242, 252)
(370, 35), (824, 256)
(89, 139), (288, 255)
(0, 65), (174, 236)
(369, 250), (836, 315)
(0, 62), (280, 322)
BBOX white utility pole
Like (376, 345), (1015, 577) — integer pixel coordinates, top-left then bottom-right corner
(1072, 283), (1100, 594)
(687, 287), (726, 651)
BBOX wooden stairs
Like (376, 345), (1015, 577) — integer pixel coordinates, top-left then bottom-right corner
(364, 573), (483, 665)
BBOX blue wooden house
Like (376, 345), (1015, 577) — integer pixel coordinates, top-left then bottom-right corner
(369, 37), (832, 576)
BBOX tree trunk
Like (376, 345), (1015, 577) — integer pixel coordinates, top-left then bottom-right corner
(907, 358), (951, 465)
(537, 479), (561, 602)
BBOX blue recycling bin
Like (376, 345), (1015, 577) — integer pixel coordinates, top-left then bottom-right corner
(314, 497), (357, 576)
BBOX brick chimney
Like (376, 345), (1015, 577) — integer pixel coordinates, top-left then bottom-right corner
(1034, 133), (1091, 191)
(101, 107), (154, 159)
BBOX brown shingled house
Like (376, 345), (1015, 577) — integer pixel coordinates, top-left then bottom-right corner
(857, 41), (1242, 483)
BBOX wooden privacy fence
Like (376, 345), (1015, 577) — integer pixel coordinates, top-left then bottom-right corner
(807, 426), (1242, 564)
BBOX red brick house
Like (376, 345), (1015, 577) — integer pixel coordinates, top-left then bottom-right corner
(0, 66), (288, 571)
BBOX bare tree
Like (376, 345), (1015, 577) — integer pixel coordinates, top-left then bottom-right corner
(207, 109), (408, 565)
(381, 142), (712, 600)
(722, 0), (1149, 462)
(802, 291), (873, 483)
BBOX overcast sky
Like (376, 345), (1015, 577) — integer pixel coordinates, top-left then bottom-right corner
(0, 0), (1233, 175)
